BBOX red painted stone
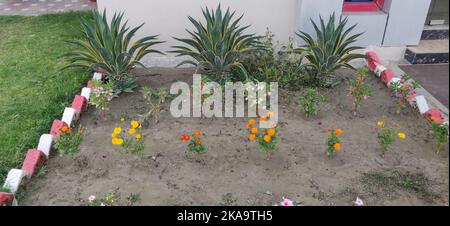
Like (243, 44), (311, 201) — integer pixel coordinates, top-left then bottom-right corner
(21, 149), (47, 176)
(343, 1), (384, 12)
(365, 51), (382, 72)
(0, 192), (14, 206)
(87, 80), (93, 88)
(380, 69), (394, 84)
(72, 95), (87, 114)
(424, 108), (445, 125)
(50, 120), (68, 139)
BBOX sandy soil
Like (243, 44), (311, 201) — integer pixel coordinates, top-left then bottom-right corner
(21, 68), (449, 206)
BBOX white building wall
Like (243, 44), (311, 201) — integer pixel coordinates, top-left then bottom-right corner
(97, 0), (432, 66)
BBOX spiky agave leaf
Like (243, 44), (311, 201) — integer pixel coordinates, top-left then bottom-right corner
(170, 5), (262, 82)
(295, 13), (365, 87)
(63, 10), (164, 93)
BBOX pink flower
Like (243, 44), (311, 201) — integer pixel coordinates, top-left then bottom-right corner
(280, 197), (294, 206)
(354, 197), (364, 206)
(363, 96), (368, 100)
(88, 195), (96, 202)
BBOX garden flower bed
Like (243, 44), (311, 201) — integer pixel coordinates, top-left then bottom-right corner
(20, 68), (449, 206)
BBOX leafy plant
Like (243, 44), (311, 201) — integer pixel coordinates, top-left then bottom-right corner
(294, 14), (365, 87)
(88, 193), (117, 206)
(376, 119), (406, 155)
(0, 187), (11, 193)
(431, 122), (449, 154)
(389, 74), (419, 114)
(246, 113), (279, 160)
(347, 67), (372, 115)
(171, 5), (263, 83)
(299, 88), (324, 117)
(54, 126), (85, 157)
(326, 128), (343, 156)
(63, 10), (164, 94)
(90, 80), (115, 111)
(140, 86), (168, 124)
(112, 120), (145, 157)
(180, 131), (207, 155)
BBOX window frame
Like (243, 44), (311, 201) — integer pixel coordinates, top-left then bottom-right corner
(342, 0), (385, 12)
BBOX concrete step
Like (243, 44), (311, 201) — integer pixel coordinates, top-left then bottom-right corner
(421, 25), (449, 40)
(404, 39), (449, 64)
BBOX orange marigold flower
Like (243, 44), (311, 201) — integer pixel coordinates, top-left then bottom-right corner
(249, 134), (256, 141)
(184, 135), (191, 141)
(263, 135), (271, 143)
(246, 124), (251, 129)
(251, 127), (258, 134)
(334, 129), (344, 136)
(248, 119), (256, 125)
(180, 135), (186, 141)
(267, 129), (276, 137)
(60, 125), (71, 134)
(260, 116), (268, 121)
(333, 143), (341, 151)
(196, 140), (202, 145)
(194, 130), (201, 137)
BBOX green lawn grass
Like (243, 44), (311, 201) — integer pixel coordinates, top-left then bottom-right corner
(0, 12), (92, 184)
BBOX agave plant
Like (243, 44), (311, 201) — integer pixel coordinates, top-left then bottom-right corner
(295, 14), (366, 87)
(171, 5), (263, 83)
(63, 10), (164, 94)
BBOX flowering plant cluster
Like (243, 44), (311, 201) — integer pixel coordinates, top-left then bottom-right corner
(347, 68), (372, 115)
(90, 80), (115, 111)
(246, 112), (279, 159)
(389, 74), (420, 114)
(376, 118), (406, 155)
(180, 130), (207, 155)
(88, 194), (116, 206)
(111, 119), (144, 156)
(54, 125), (84, 156)
(325, 128), (343, 156)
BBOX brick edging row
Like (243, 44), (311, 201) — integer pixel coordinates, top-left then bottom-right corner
(365, 51), (448, 126)
(0, 72), (104, 206)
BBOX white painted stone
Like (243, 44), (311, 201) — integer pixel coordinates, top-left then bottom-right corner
(81, 88), (91, 101)
(374, 65), (387, 77)
(62, 107), (77, 127)
(3, 169), (28, 194)
(93, 72), (103, 81)
(37, 134), (54, 158)
(387, 77), (401, 87)
(415, 95), (430, 115)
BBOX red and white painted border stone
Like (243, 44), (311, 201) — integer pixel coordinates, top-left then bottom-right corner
(0, 72), (103, 206)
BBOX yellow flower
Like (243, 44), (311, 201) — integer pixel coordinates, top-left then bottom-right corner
(128, 128), (136, 135)
(248, 119), (256, 125)
(131, 120), (140, 129)
(120, 118), (125, 122)
(251, 127), (258, 134)
(377, 121), (384, 127)
(113, 127), (122, 134)
(111, 133), (116, 138)
(263, 135), (271, 143)
(112, 138), (124, 145)
(398, 132), (406, 139)
(135, 134), (142, 140)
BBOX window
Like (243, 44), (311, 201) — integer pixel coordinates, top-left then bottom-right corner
(343, 0), (384, 12)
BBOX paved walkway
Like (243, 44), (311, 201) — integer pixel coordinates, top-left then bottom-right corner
(399, 64), (449, 108)
(0, 0), (96, 16)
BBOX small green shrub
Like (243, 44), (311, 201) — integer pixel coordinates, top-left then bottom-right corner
(299, 88), (324, 117)
(140, 86), (168, 124)
(347, 67), (372, 115)
(431, 122), (449, 153)
(54, 127), (85, 157)
(294, 14), (365, 87)
(377, 127), (395, 152)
